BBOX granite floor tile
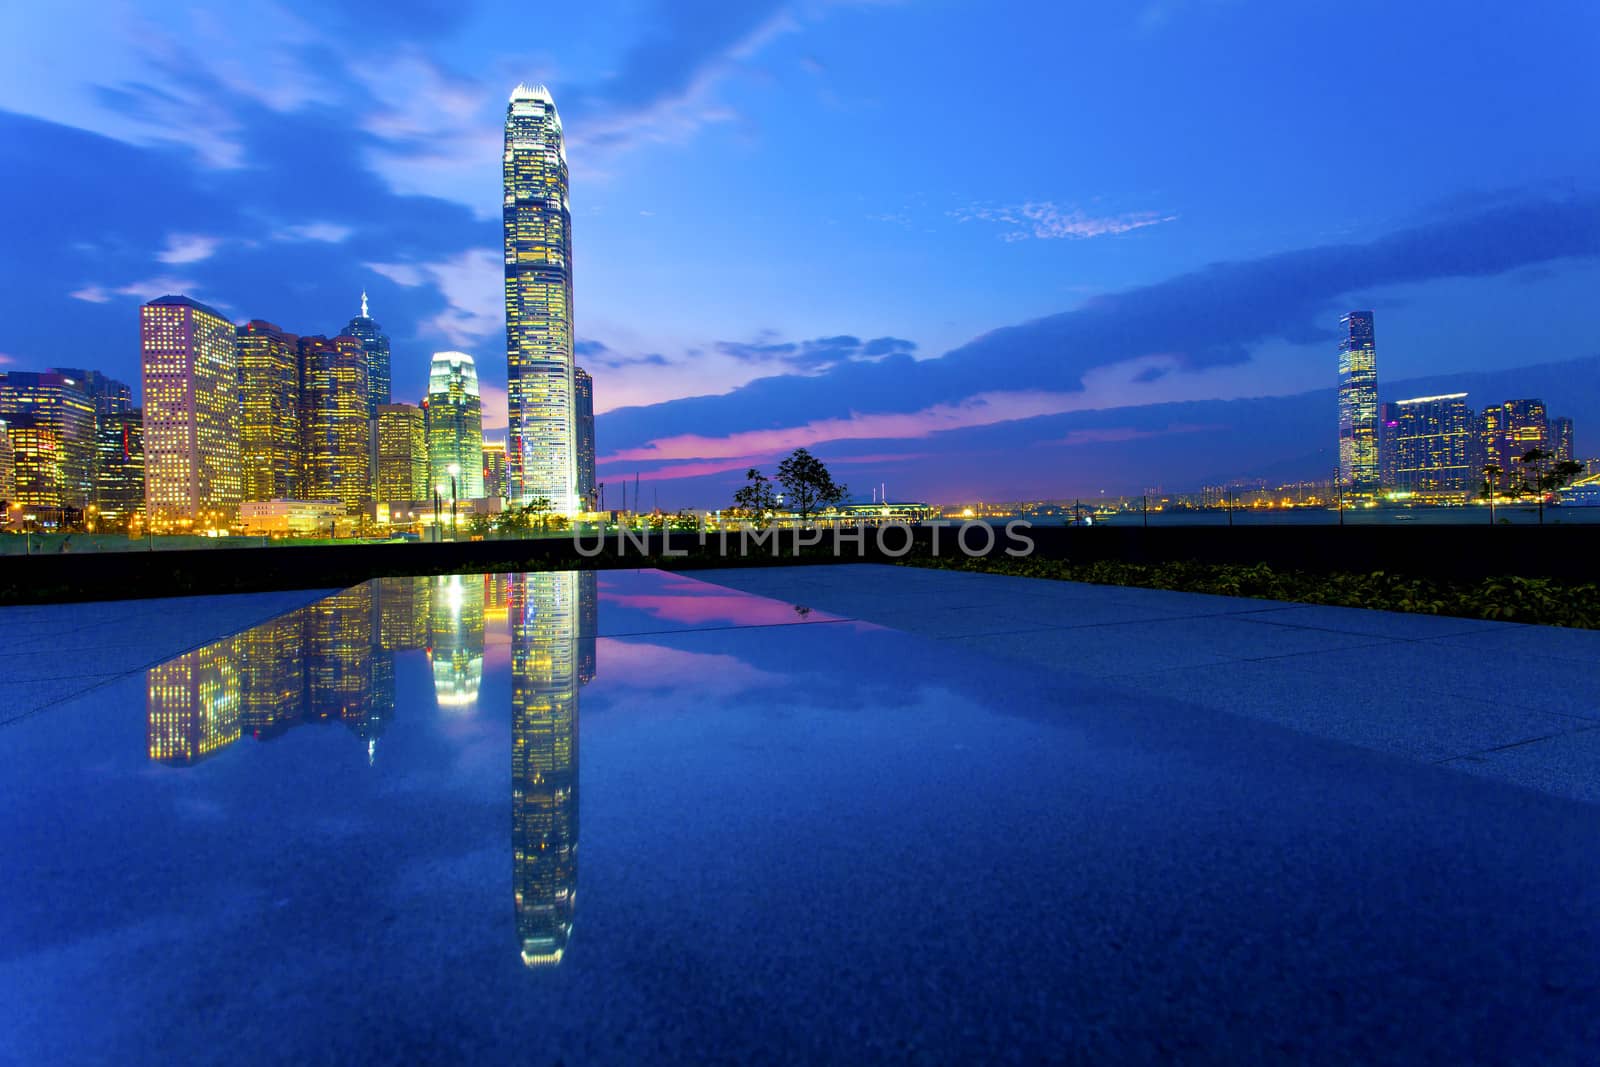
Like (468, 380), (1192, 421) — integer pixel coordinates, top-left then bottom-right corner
(1440, 728), (1600, 805)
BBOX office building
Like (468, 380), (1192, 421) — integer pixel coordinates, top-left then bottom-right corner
(344, 291), (392, 420)
(3, 416), (59, 509)
(482, 439), (508, 500)
(1389, 393), (1473, 501)
(140, 295), (242, 528)
(1336, 311), (1380, 492)
(1480, 398), (1549, 492)
(239, 320), (304, 502)
(300, 334), (372, 512)
(0, 370), (96, 508)
(1551, 416), (1575, 462)
(0, 420), (14, 505)
(504, 83), (578, 512)
(574, 366), (595, 510)
(95, 409), (144, 522)
(375, 403), (430, 502)
(53, 368), (133, 417)
(424, 352), (484, 500)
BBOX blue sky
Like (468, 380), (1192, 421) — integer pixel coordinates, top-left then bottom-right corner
(1, 0), (1597, 504)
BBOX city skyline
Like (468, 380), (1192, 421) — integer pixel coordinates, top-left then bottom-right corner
(1, 2), (1598, 506)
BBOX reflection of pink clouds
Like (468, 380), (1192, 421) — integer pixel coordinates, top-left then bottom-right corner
(607, 591), (841, 627)
(593, 638), (788, 695)
(600, 390), (1086, 464)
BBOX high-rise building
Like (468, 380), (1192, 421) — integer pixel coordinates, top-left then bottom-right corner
(1389, 394), (1473, 501)
(430, 573), (484, 710)
(1337, 311), (1380, 492)
(300, 334), (372, 512)
(1551, 416), (1575, 463)
(344, 291), (392, 420)
(504, 83), (578, 513)
(0, 370), (96, 508)
(141, 295), (242, 527)
(3, 416), (61, 509)
(375, 403), (429, 502)
(0, 420), (15, 505)
(573, 366), (596, 511)
(424, 351), (484, 500)
(94, 409), (144, 522)
(1378, 401), (1401, 490)
(511, 569), (579, 967)
(52, 368), (133, 417)
(238, 320), (303, 502)
(1478, 398), (1549, 493)
(481, 439), (508, 500)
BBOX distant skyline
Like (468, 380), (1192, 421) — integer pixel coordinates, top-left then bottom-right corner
(1, 1), (1598, 505)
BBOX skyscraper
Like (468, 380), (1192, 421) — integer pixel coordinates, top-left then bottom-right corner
(1389, 393), (1473, 501)
(0, 420), (15, 505)
(574, 366), (596, 511)
(94, 409), (144, 523)
(238, 320), (303, 502)
(52, 368), (133, 417)
(2, 416), (58, 509)
(141, 295), (242, 528)
(344, 291), (392, 420)
(0, 370), (96, 508)
(1337, 311), (1379, 493)
(481, 439), (508, 500)
(504, 83), (578, 513)
(1551, 416), (1575, 463)
(424, 352), (485, 500)
(375, 403), (430, 502)
(299, 334), (372, 512)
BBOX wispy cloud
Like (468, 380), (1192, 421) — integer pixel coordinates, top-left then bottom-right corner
(276, 221), (353, 244)
(70, 275), (204, 304)
(366, 249), (501, 348)
(156, 233), (222, 264)
(952, 201), (1177, 241)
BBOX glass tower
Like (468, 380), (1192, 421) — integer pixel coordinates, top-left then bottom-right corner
(1337, 311), (1380, 493)
(375, 402), (430, 502)
(0, 370), (97, 509)
(574, 366), (596, 511)
(140, 295), (242, 527)
(239, 320), (303, 502)
(344, 291), (392, 420)
(299, 335), (372, 513)
(503, 83), (578, 513)
(1390, 393), (1473, 500)
(424, 352), (485, 500)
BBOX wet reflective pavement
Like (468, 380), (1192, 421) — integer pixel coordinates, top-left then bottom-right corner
(2, 568), (1598, 1063)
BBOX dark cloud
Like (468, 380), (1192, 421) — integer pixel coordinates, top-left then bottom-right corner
(598, 191), (1600, 454)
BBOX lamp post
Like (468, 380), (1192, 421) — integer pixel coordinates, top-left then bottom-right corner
(447, 463), (460, 539)
(433, 486), (444, 543)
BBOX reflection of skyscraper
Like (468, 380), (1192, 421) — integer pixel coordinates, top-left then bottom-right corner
(578, 569), (597, 686)
(504, 83), (577, 513)
(430, 574), (485, 710)
(511, 570), (581, 967)
(1337, 311), (1379, 492)
(376, 576), (432, 651)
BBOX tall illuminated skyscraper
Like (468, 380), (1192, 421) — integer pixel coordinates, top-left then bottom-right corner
(300, 334), (372, 512)
(140, 295), (242, 527)
(0, 420), (15, 504)
(1389, 393), (1473, 501)
(504, 83), (578, 513)
(95, 410), (144, 522)
(424, 352), (484, 500)
(239, 320), (303, 502)
(1337, 311), (1379, 493)
(344, 291), (392, 420)
(573, 366), (596, 511)
(375, 403), (429, 502)
(0, 370), (96, 508)
(511, 569), (580, 967)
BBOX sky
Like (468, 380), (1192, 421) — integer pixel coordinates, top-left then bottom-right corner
(1, 0), (1597, 506)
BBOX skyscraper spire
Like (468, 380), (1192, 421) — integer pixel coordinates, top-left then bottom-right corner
(361, 290), (369, 319)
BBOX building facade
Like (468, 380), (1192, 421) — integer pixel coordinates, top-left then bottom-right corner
(239, 320), (303, 502)
(481, 439), (507, 500)
(1479, 398), (1549, 493)
(574, 366), (596, 511)
(0, 370), (97, 508)
(344, 291), (392, 420)
(1389, 393), (1473, 501)
(0, 419), (15, 506)
(424, 352), (485, 500)
(503, 83), (578, 513)
(375, 403), (430, 502)
(299, 335), (372, 512)
(3, 416), (59, 510)
(95, 409), (144, 522)
(141, 295), (242, 527)
(1551, 416), (1575, 462)
(1336, 311), (1380, 493)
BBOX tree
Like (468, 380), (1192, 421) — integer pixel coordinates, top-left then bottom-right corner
(775, 448), (847, 523)
(467, 512), (493, 539)
(731, 468), (778, 527)
(1514, 448), (1587, 525)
